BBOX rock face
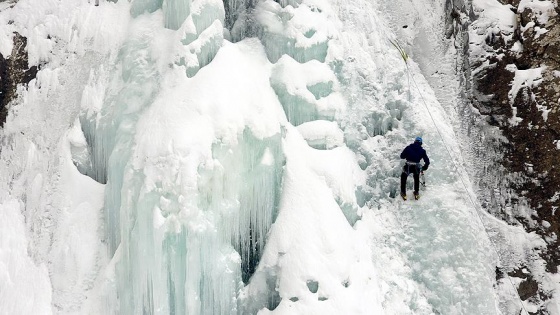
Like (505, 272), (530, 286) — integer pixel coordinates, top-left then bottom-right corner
(464, 0), (560, 311)
(0, 32), (37, 126)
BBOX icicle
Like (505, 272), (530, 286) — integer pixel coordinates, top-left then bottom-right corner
(130, 0), (164, 17)
(163, 0), (191, 30)
(254, 0), (330, 63)
(270, 56), (343, 126)
(177, 0), (226, 77)
(191, 0), (225, 34)
(208, 129), (285, 284)
(81, 22), (161, 257)
(223, 0), (249, 29)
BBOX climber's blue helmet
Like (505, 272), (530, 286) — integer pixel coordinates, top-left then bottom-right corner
(414, 136), (423, 144)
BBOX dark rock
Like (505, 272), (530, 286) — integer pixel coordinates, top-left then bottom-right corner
(464, 0), (560, 308)
(509, 268), (539, 301)
(0, 32), (37, 126)
(495, 266), (504, 281)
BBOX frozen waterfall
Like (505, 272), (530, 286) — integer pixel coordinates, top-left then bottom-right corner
(0, 0), (536, 314)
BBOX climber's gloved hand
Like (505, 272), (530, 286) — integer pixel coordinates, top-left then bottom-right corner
(422, 165), (428, 171)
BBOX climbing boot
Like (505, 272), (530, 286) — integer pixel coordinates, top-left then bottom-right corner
(414, 192), (420, 200)
(400, 192), (407, 201)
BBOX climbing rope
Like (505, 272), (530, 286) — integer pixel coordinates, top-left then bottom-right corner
(391, 39), (531, 315)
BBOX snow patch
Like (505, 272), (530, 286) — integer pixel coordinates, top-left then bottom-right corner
(0, 199), (52, 315)
(297, 120), (344, 149)
(472, 0), (516, 40)
(506, 64), (545, 125)
(518, 0), (556, 25)
(506, 64), (544, 103)
(248, 127), (382, 314)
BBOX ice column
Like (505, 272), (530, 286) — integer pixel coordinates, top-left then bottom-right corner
(254, 0), (331, 63)
(79, 22), (160, 255)
(114, 161), (243, 315)
(204, 130), (284, 283)
(176, 0), (225, 77)
(252, 0), (345, 128)
(270, 56), (344, 126)
(113, 128), (283, 314)
(163, 0), (191, 30)
(130, 0), (192, 30)
(130, 0), (163, 17)
(82, 1), (284, 313)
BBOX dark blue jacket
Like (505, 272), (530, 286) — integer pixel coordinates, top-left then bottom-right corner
(400, 142), (430, 168)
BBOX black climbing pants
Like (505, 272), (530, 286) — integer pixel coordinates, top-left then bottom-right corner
(401, 163), (420, 194)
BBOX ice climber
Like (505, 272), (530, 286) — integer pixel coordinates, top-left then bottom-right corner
(400, 136), (430, 200)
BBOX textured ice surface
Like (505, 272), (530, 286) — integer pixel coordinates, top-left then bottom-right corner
(270, 56), (344, 126)
(99, 34), (285, 313)
(297, 120), (344, 150)
(163, 0), (191, 30)
(0, 200), (52, 315)
(131, 0), (163, 17)
(333, 0), (506, 312)
(253, 0), (335, 63)
(173, 0), (225, 77)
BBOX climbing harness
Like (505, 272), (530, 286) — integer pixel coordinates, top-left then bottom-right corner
(404, 161), (422, 176)
(390, 40), (530, 315)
